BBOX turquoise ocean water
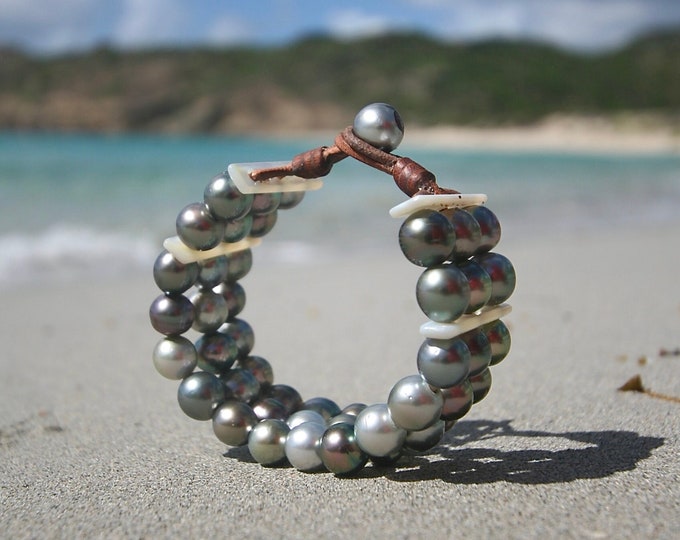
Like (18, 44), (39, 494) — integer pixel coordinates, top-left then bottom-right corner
(1, 132), (679, 286)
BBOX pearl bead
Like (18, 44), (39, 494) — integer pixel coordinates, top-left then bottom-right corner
(417, 336), (471, 389)
(195, 331), (238, 374)
(152, 336), (197, 380)
(265, 384), (303, 415)
(286, 410), (326, 429)
(328, 413), (357, 427)
(252, 397), (288, 421)
(279, 191), (305, 210)
(404, 419), (445, 452)
(197, 255), (229, 289)
(212, 401), (258, 446)
(302, 397), (341, 421)
(213, 282), (246, 319)
(474, 252), (516, 305)
(191, 289), (228, 333)
(416, 265), (471, 323)
(176, 202), (225, 251)
(468, 206), (501, 254)
(459, 329), (492, 377)
(238, 355), (274, 387)
(219, 318), (255, 359)
(223, 215), (253, 243)
(177, 372), (226, 421)
(482, 319), (512, 366)
(469, 368), (492, 403)
(398, 210), (456, 267)
(285, 422), (326, 472)
(458, 260), (492, 313)
(443, 208), (481, 261)
(354, 403), (406, 458)
(318, 423), (368, 475)
(221, 368), (260, 403)
(251, 192), (281, 215)
(149, 294), (194, 336)
(440, 379), (474, 421)
(353, 103), (404, 152)
(204, 173), (253, 220)
(153, 250), (199, 294)
(250, 211), (278, 238)
(247, 419), (290, 466)
(224, 249), (252, 283)
(341, 403), (367, 417)
(387, 375), (443, 431)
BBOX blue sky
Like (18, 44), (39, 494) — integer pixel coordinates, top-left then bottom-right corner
(1, 0), (680, 54)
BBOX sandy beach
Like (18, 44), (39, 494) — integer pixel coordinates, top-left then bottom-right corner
(2, 193), (679, 538)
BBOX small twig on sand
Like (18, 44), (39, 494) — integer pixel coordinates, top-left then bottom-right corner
(618, 375), (680, 404)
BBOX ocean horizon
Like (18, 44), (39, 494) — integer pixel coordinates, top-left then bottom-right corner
(1, 131), (679, 287)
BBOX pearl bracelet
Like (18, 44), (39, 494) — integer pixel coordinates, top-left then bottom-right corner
(149, 104), (516, 475)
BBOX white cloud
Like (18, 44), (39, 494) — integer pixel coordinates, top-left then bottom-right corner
(326, 9), (393, 39)
(206, 14), (255, 46)
(113, 0), (187, 48)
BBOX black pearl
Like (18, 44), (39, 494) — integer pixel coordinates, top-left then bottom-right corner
(149, 294), (194, 336)
(353, 103), (404, 152)
(191, 289), (228, 333)
(238, 355), (274, 387)
(458, 260), (492, 313)
(318, 423), (368, 475)
(469, 369), (492, 403)
(266, 384), (303, 415)
(250, 211), (278, 238)
(416, 265), (471, 323)
(225, 249), (252, 283)
(195, 331), (239, 374)
(204, 173), (253, 220)
(417, 336), (471, 389)
(474, 252), (516, 305)
(459, 329), (492, 377)
(252, 397), (288, 421)
(223, 215), (253, 243)
(153, 250), (199, 294)
(197, 256), (229, 289)
(221, 368), (260, 403)
(279, 191), (305, 209)
(398, 210), (456, 267)
(219, 318), (255, 359)
(251, 192), (281, 216)
(468, 206), (501, 254)
(176, 202), (225, 251)
(302, 397), (341, 421)
(213, 281), (246, 320)
(439, 379), (474, 421)
(442, 208), (482, 261)
(177, 372), (227, 421)
(482, 319), (512, 366)
(212, 400), (258, 446)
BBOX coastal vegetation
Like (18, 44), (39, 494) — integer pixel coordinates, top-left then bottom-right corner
(1, 29), (679, 133)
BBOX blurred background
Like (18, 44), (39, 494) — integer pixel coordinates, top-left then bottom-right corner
(1, 0), (679, 286)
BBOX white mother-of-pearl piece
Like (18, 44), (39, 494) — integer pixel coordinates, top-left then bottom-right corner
(389, 193), (487, 218)
(163, 236), (261, 265)
(420, 304), (512, 340)
(228, 162), (324, 194)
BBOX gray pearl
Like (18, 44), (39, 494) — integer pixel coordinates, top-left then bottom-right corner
(219, 318), (255, 358)
(354, 403), (406, 458)
(285, 422), (326, 472)
(458, 260), (492, 313)
(341, 403), (367, 417)
(190, 289), (228, 333)
(196, 331), (238, 374)
(468, 206), (501, 254)
(177, 372), (227, 421)
(474, 252), (516, 305)
(221, 368), (261, 403)
(469, 369), (492, 403)
(247, 419), (290, 466)
(404, 419), (445, 452)
(286, 409), (326, 429)
(482, 319), (512, 366)
(443, 208), (482, 261)
(149, 294), (194, 336)
(238, 355), (274, 387)
(416, 265), (471, 323)
(225, 249), (252, 283)
(302, 397), (341, 421)
(213, 281), (246, 319)
(223, 215), (253, 243)
(398, 210), (456, 267)
(459, 329), (492, 377)
(328, 413), (357, 427)
(440, 379), (474, 421)
(197, 256), (229, 289)
(266, 384), (303, 415)
(152, 336), (197, 380)
(353, 103), (404, 152)
(249, 211), (278, 238)
(252, 397), (288, 421)
(417, 336), (471, 389)
(212, 400), (258, 446)
(204, 173), (253, 220)
(251, 192), (281, 215)
(318, 423), (368, 475)
(387, 375), (443, 431)
(279, 191), (305, 210)
(153, 250), (199, 294)
(176, 202), (225, 251)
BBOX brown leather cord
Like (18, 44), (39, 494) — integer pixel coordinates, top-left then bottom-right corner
(249, 126), (459, 198)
